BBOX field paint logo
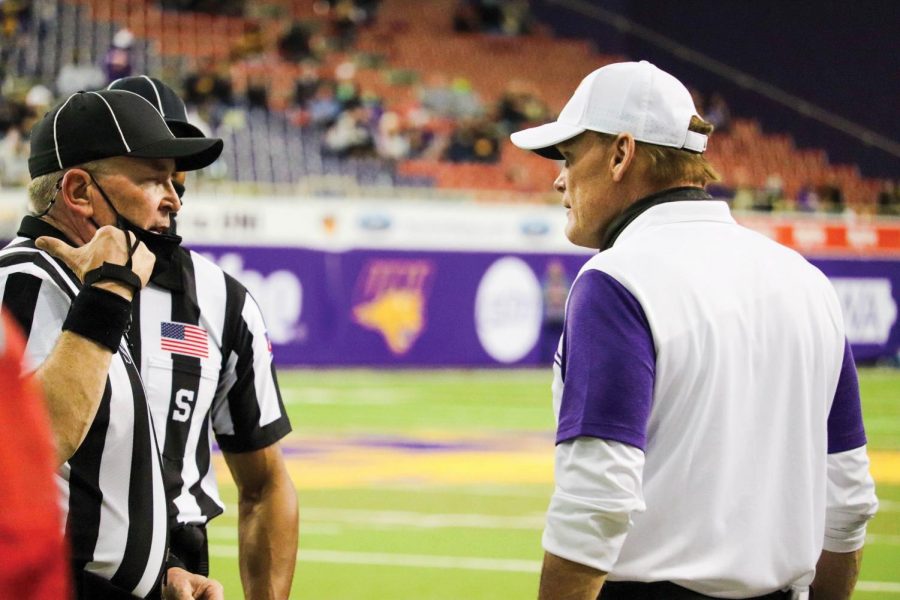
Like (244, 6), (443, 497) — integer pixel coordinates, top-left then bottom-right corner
(475, 257), (542, 363)
(352, 259), (434, 355)
(831, 278), (897, 344)
(211, 253), (305, 344)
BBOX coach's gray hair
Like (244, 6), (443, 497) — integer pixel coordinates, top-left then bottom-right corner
(27, 159), (115, 215)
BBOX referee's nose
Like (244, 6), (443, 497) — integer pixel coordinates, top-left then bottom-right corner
(162, 178), (182, 215)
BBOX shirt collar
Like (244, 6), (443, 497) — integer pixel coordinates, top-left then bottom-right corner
(601, 187), (732, 250)
(17, 215), (76, 245)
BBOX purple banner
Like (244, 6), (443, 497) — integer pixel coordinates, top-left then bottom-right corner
(191, 245), (899, 366)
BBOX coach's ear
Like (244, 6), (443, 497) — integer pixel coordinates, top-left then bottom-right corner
(609, 133), (637, 183)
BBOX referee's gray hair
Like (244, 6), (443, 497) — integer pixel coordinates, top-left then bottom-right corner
(27, 158), (115, 215)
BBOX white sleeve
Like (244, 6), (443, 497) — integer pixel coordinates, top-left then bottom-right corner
(823, 445), (878, 553)
(542, 437), (645, 572)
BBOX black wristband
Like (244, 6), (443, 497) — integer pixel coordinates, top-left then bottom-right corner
(83, 262), (142, 293)
(62, 286), (132, 352)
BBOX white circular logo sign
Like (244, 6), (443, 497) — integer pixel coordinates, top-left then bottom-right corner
(475, 256), (543, 363)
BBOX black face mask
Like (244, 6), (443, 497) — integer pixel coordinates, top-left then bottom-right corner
(88, 172), (186, 290)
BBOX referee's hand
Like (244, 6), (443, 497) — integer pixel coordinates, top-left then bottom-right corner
(36, 226), (155, 299)
(163, 567), (224, 600)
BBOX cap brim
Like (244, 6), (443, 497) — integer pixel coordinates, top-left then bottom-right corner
(167, 119), (206, 139)
(128, 137), (224, 171)
(510, 121), (585, 160)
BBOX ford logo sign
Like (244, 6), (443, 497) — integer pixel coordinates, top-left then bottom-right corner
(520, 220), (550, 236)
(360, 214), (392, 231)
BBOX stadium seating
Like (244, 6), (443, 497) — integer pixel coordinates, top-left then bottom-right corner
(2, 0), (888, 210)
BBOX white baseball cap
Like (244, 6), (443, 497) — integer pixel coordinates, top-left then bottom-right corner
(510, 61), (707, 159)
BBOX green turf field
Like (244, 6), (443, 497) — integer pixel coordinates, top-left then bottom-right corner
(209, 367), (900, 599)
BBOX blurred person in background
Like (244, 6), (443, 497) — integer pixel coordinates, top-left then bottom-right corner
(56, 48), (105, 97)
(0, 311), (70, 599)
(103, 28), (135, 83)
(108, 76), (298, 600)
(512, 60), (878, 600)
(876, 180), (899, 216)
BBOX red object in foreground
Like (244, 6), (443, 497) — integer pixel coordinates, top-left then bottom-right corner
(0, 311), (71, 599)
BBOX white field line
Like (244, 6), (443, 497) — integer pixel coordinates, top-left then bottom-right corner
(209, 545), (540, 573)
(856, 581), (900, 593)
(377, 484), (552, 498)
(866, 533), (900, 545)
(218, 505), (545, 529)
(297, 508), (545, 529)
(209, 545), (900, 592)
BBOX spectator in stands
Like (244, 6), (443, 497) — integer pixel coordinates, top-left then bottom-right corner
(102, 28), (134, 83)
(294, 60), (323, 108)
(308, 80), (343, 127)
(755, 173), (783, 212)
(877, 180), (899, 215)
(161, 0), (244, 16)
(729, 167), (755, 211)
(375, 110), (411, 160)
(278, 21), (313, 63)
(445, 116), (500, 163)
(705, 93), (731, 133)
(230, 20), (265, 62)
(183, 56), (234, 112)
(324, 100), (375, 157)
(0, 0), (29, 41)
(818, 176), (845, 214)
(246, 72), (269, 112)
(0, 85), (46, 187)
(452, 0), (481, 32)
(326, 0), (368, 50)
(496, 80), (550, 134)
(419, 72), (456, 116)
(454, 0), (531, 35)
(0, 0), (29, 68)
(795, 185), (820, 213)
(56, 48), (105, 96)
(0, 97), (29, 188)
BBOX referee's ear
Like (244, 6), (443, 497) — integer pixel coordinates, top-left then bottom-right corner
(58, 168), (95, 216)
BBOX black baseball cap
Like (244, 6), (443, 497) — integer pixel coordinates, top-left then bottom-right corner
(107, 75), (205, 138)
(28, 89), (223, 178)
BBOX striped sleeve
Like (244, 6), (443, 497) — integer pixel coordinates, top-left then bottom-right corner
(0, 254), (73, 374)
(212, 274), (291, 453)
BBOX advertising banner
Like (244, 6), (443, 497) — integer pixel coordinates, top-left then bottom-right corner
(193, 245), (900, 367)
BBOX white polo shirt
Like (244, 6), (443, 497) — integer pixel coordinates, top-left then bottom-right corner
(544, 193), (878, 597)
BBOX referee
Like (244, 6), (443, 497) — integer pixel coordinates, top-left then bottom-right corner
(107, 76), (298, 598)
(0, 89), (224, 599)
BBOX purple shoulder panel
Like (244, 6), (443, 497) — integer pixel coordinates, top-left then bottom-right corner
(557, 269), (655, 449)
(828, 339), (867, 454)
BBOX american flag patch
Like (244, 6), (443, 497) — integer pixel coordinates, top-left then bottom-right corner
(160, 322), (209, 359)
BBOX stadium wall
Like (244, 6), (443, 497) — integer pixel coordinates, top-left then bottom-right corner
(0, 191), (897, 365)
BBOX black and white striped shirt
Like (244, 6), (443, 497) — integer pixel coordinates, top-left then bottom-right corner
(131, 246), (291, 526)
(0, 217), (168, 598)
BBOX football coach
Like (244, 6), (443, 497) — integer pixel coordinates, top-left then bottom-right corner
(0, 89), (224, 599)
(511, 61), (879, 600)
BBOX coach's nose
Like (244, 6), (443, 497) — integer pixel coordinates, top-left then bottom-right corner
(553, 168), (567, 193)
